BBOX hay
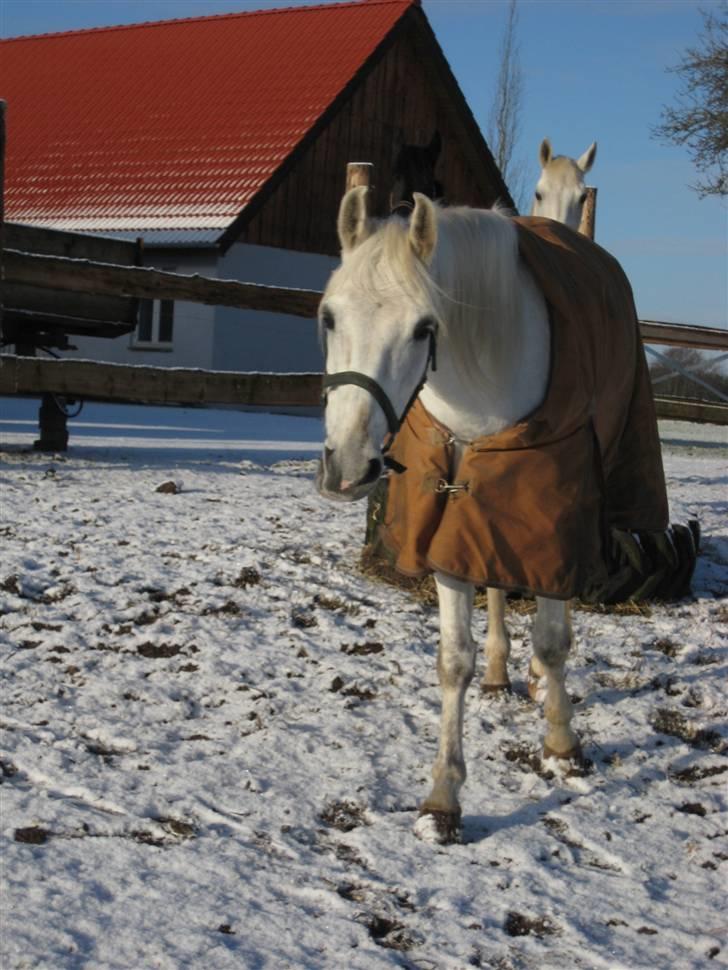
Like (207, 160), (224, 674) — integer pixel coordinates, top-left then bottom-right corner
(358, 544), (655, 617)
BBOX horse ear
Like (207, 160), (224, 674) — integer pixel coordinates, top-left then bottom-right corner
(409, 192), (437, 264)
(337, 186), (372, 253)
(539, 138), (552, 169)
(428, 130), (442, 164)
(577, 141), (597, 173)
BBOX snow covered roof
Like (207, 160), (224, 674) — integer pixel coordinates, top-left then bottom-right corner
(1, 0), (416, 237)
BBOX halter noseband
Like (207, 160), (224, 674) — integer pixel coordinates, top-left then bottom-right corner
(321, 328), (438, 469)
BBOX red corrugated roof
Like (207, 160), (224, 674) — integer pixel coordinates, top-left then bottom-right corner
(1, 0), (416, 233)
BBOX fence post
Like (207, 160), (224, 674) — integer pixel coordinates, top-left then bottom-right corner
(346, 162), (374, 192)
(578, 186), (597, 240)
(1, 100), (5, 344)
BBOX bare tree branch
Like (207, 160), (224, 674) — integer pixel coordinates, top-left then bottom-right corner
(487, 0), (528, 210)
(653, 3), (728, 197)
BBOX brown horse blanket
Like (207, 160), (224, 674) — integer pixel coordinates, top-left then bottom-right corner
(379, 216), (669, 599)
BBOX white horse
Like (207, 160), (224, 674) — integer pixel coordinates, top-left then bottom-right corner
(317, 188), (580, 845)
(531, 137), (597, 230)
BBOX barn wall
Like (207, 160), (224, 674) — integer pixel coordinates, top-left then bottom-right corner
(236, 27), (503, 256)
(212, 243), (336, 373)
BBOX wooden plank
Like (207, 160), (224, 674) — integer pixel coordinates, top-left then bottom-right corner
(3, 250), (322, 318)
(4, 222), (141, 330)
(3, 308), (135, 339)
(5, 221), (139, 265)
(4, 280), (136, 325)
(640, 320), (728, 351)
(654, 396), (728, 425)
(0, 354), (323, 407)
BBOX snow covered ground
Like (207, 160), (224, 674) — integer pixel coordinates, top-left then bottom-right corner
(1, 397), (726, 970)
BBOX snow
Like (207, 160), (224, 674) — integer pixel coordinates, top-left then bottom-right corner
(1, 398), (726, 970)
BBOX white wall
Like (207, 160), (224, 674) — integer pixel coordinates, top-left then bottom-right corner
(55, 241), (339, 375)
(60, 249), (218, 369)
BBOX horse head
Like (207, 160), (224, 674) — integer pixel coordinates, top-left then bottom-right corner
(390, 130), (443, 215)
(317, 187), (440, 501)
(531, 137), (596, 230)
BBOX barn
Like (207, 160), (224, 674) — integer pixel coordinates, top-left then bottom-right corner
(1, 0), (512, 374)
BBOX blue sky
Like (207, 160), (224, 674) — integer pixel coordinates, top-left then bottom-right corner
(1, 0), (726, 327)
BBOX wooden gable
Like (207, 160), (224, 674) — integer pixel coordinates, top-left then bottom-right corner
(225, 5), (511, 256)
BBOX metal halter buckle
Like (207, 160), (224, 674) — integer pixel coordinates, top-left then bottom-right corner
(434, 479), (469, 495)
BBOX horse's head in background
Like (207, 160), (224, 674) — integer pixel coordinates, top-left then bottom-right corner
(390, 130), (444, 215)
(531, 137), (596, 229)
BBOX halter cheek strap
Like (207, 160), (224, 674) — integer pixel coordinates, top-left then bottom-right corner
(321, 330), (437, 471)
(321, 371), (400, 437)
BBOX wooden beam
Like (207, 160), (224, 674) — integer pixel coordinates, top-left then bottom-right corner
(578, 186), (597, 240)
(5, 221), (140, 265)
(3, 307), (136, 339)
(1, 100), (6, 343)
(654, 396), (728, 425)
(639, 320), (728, 351)
(346, 162), (374, 191)
(3, 250), (322, 319)
(0, 354), (323, 408)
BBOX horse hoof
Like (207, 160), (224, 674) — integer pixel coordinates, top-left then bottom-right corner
(414, 810), (462, 845)
(481, 680), (511, 696)
(543, 740), (583, 764)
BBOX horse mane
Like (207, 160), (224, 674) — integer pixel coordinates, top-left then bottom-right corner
(430, 204), (522, 384)
(336, 203), (523, 386)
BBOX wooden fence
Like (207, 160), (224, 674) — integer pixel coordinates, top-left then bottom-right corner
(3, 243), (727, 422)
(1, 99), (726, 426)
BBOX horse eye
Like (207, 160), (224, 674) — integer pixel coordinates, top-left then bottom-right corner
(413, 318), (434, 341)
(535, 191), (543, 202)
(321, 308), (335, 331)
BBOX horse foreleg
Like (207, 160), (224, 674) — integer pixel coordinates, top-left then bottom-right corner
(415, 571), (475, 845)
(532, 597), (580, 760)
(481, 587), (511, 693)
(527, 654), (548, 703)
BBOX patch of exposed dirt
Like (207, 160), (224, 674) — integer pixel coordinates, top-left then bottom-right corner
(504, 911), (558, 938)
(291, 608), (317, 629)
(14, 826), (49, 844)
(201, 600), (242, 617)
(669, 763), (728, 784)
(1, 574), (22, 595)
(651, 637), (680, 657)
(676, 801), (707, 817)
(319, 800), (368, 832)
(340, 642), (384, 656)
(355, 912), (423, 951)
(231, 567), (261, 589)
(313, 593), (361, 616)
(136, 642), (184, 659)
(651, 707), (725, 752)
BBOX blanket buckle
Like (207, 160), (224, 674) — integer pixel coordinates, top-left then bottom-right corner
(434, 479), (470, 495)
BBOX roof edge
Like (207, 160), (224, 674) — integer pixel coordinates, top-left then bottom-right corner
(217, 0), (414, 252)
(0, 0), (416, 44)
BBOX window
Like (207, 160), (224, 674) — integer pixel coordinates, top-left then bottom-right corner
(132, 298), (175, 349)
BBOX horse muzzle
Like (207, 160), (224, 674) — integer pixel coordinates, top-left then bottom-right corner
(316, 446), (382, 502)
